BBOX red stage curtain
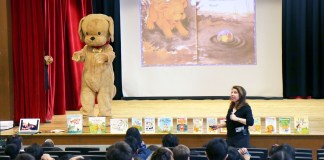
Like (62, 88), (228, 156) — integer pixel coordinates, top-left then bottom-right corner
(11, 0), (47, 122)
(11, 0), (92, 122)
(44, 0), (92, 118)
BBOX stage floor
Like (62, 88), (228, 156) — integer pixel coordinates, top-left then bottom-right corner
(2, 99), (324, 135)
(1, 99), (324, 154)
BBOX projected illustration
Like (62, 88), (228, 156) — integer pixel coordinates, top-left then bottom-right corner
(141, 0), (198, 66)
(141, 0), (255, 66)
(197, 0), (255, 65)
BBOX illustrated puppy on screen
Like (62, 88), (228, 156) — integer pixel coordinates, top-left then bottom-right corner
(146, 0), (189, 39)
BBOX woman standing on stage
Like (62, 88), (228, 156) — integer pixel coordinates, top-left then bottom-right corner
(213, 85), (254, 148)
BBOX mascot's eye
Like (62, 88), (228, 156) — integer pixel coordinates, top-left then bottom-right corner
(86, 32), (88, 35)
(98, 32), (101, 35)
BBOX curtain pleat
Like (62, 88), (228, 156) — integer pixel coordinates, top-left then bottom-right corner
(44, 0), (92, 117)
(12, 0), (92, 122)
(283, 0), (324, 98)
(12, 0), (47, 122)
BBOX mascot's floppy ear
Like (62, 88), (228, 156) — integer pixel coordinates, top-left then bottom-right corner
(105, 16), (114, 42)
(78, 17), (86, 42)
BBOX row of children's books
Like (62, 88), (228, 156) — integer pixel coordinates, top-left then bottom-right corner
(66, 115), (309, 134)
(251, 116), (309, 134)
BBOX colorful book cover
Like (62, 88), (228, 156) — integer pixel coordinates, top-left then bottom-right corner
(66, 114), (83, 134)
(294, 116), (309, 134)
(206, 117), (218, 133)
(192, 118), (204, 134)
(279, 117), (291, 134)
(249, 116), (261, 134)
(157, 117), (173, 133)
(110, 118), (128, 134)
(131, 117), (143, 132)
(176, 117), (188, 133)
(219, 117), (227, 133)
(144, 117), (155, 133)
(265, 117), (277, 133)
(88, 117), (106, 134)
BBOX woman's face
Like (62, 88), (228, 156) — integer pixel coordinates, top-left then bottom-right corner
(231, 88), (240, 102)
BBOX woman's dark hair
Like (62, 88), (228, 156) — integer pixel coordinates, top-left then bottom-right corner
(126, 127), (142, 148)
(162, 134), (179, 147)
(229, 86), (248, 110)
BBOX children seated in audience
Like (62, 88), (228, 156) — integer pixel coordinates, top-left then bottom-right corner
(162, 134), (179, 148)
(6, 134), (23, 151)
(15, 153), (36, 160)
(41, 139), (63, 151)
(126, 127), (145, 149)
(172, 144), (190, 160)
(41, 139), (54, 148)
(24, 144), (44, 160)
(40, 154), (55, 160)
(205, 138), (228, 160)
(125, 127), (152, 160)
(147, 145), (160, 152)
(227, 146), (250, 160)
(269, 144), (295, 159)
(5, 143), (20, 159)
(269, 151), (293, 160)
(106, 141), (133, 160)
(237, 147), (251, 160)
(150, 147), (174, 160)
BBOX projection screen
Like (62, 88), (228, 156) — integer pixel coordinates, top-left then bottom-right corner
(120, 0), (282, 98)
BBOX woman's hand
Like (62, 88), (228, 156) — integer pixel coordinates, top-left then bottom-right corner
(230, 112), (239, 121)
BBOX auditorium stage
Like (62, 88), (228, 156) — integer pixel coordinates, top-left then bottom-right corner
(1, 99), (324, 154)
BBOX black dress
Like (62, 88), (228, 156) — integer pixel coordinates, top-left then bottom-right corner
(225, 105), (254, 148)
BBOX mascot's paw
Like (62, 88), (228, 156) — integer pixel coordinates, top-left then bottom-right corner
(72, 52), (82, 62)
(95, 53), (108, 63)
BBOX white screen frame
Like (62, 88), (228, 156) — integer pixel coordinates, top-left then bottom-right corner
(120, 0), (282, 98)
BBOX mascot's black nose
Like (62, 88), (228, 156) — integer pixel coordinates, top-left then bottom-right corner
(90, 37), (95, 40)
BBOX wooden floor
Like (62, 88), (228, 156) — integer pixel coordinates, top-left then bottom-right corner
(2, 99), (324, 134)
(1, 99), (324, 156)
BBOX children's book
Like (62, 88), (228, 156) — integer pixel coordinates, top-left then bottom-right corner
(144, 117), (155, 133)
(249, 117), (261, 134)
(157, 117), (173, 133)
(131, 117), (143, 133)
(88, 117), (106, 134)
(265, 117), (277, 133)
(192, 118), (203, 134)
(278, 117), (291, 134)
(66, 114), (83, 134)
(294, 116), (309, 134)
(206, 117), (218, 133)
(110, 118), (128, 134)
(219, 117), (227, 133)
(176, 117), (188, 133)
